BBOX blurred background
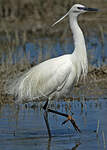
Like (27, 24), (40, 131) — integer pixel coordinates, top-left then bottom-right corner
(0, 0), (107, 103)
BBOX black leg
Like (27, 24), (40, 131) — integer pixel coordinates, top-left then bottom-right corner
(43, 100), (49, 110)
(43, 99), (81, 137)
(44, 110), (51, 138)
(47, 108), (81, 132)
(43, 100), (51, 138)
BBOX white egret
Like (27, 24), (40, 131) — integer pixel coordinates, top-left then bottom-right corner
(7, 4), (98, 137)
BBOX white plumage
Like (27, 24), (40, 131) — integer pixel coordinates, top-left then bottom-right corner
(7, 4), (98, 103)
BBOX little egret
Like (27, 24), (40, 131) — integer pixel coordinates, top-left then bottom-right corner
(7, 4), (98, 137)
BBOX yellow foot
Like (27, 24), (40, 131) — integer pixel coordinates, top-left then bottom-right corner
(62, 115), (81, 133)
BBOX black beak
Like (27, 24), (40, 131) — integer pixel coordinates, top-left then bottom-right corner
(84, 7), (98, 11)
(78, 7), (98, 12)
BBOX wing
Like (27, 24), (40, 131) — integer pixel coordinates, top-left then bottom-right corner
(10, 55), (76, 101)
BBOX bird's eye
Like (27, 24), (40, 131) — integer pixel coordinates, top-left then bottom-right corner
(77, 7), (85, 10)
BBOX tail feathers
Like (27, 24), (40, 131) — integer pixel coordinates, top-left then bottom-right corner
(5, 72), (24, 98)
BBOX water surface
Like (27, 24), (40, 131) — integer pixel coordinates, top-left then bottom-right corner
(0, 98), (107, 150)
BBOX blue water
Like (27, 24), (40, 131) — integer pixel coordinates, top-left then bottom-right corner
(0, 98), (107, 150)
(1, 33), (107, 67)
(24, 34), (107, 66)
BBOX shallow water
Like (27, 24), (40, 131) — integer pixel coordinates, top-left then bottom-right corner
(1, 23), (107, 68)
(0, 98), (107, 150)
(3, 33), (107, 68)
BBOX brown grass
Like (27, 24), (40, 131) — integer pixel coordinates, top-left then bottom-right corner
(0, 0), (107, 35)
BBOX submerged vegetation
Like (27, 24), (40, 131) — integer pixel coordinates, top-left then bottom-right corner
(0, 0), (107, 104)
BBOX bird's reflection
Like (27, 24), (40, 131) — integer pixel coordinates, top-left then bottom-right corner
(47, 138), (80, 150)
(72, 143), (81, 150)
(47, 138), (51, 150)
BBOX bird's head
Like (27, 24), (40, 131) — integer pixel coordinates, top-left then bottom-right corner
(52, 4), (98, 26)
(70, 4), (98, 16)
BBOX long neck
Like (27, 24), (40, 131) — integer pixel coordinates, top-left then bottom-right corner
(69, 14), (88, 77)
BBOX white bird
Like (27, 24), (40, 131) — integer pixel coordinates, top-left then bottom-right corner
(7, 4), (98, 137)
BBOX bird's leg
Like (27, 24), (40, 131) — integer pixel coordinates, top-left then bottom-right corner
(47, 108), (81, 133)
(43, 99), (49, 110)
(44, 110), (51, 138)
(43, 100), (81, 135)
(62, 115), (81, 132)
(43, 100), (51, 138)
